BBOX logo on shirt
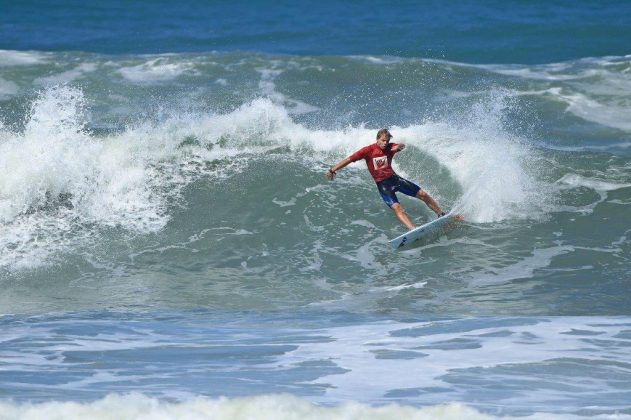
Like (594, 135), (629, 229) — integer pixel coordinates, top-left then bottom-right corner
(373, 156), (388, 169)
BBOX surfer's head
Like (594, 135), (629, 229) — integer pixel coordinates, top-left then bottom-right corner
(376, 128), (393, 150)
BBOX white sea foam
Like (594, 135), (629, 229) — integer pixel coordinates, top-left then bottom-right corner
(350, 55), (406, 65)
(554, 173), (631, 215)
(257, 67), (320, 114)
(0, 86), (170, 268)
(547, 90), (631, 132)
(34, 63), (98, 86)
(557, 173), (631, 192)
(480, 63), (595, 81)
(0, 86), (94, 223)
(0, 394), (491, 420)
(472, 55), (629, 81)
(118, 58), (197, 82)
(0, 50), (49, 66)
(464, 56), (631, 133)
(370, 281), (427, 292)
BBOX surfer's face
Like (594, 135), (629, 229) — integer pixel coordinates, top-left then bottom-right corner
(376, 134), (391, 150)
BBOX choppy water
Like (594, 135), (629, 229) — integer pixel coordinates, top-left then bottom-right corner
(2, 312), (631, 418)
(1, 2), (631, 418)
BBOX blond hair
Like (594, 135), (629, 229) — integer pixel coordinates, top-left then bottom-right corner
(376, 128), (392, 139)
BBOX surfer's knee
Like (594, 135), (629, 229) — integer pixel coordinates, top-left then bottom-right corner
(417, 190), (429, 200)
(391, 203), (404, 214)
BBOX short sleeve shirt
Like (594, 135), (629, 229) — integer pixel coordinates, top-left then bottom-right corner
(348, 143), (397, 183)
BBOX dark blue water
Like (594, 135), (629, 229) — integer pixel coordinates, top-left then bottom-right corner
(3, 0), (631, 63)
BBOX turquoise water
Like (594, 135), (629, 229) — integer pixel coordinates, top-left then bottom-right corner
(1, 2), (631, 418)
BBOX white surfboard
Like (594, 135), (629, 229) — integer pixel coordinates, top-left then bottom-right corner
(389, 212), (458, 250)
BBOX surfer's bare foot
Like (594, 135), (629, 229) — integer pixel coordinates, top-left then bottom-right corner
(455, 214), (465, 221)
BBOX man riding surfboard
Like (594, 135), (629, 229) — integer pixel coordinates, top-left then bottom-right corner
(326, 129), (448, 230)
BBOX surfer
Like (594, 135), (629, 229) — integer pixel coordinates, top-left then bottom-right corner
(326, 129), (445, 230)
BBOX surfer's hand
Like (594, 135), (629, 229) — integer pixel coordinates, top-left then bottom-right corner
(326, 169), (336, 180)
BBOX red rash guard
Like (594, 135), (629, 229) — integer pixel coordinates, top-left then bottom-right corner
(347, 143), (398, 183)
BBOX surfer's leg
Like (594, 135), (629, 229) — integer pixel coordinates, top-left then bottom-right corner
(377, 178), (414, 229)
(395, 177), (441, 216)
(416, 190), (443, 215)
(391, 203), (415, 230)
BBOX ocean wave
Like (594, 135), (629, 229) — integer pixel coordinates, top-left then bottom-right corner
(0, 84), (549, 270)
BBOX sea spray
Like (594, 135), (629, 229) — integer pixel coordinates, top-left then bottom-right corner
(396, 91), (550, 223)
(0, 86), (167, 269)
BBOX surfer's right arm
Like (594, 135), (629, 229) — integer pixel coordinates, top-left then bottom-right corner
(327, 146), (370, 180)
(326, 158), (352, 180)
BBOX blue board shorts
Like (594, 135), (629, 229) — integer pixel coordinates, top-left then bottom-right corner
(376, 175), (422, 207)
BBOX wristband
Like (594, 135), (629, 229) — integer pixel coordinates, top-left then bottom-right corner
(328, 169), (336, 175)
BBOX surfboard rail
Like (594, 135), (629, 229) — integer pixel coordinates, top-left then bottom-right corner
(389, 211), (458, 250)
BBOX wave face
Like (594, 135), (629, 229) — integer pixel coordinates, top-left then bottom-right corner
(1, 49), (631, 418)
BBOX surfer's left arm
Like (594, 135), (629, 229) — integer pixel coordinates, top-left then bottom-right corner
(325, 158), (352, 180)
(391, 143), (406, 153)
